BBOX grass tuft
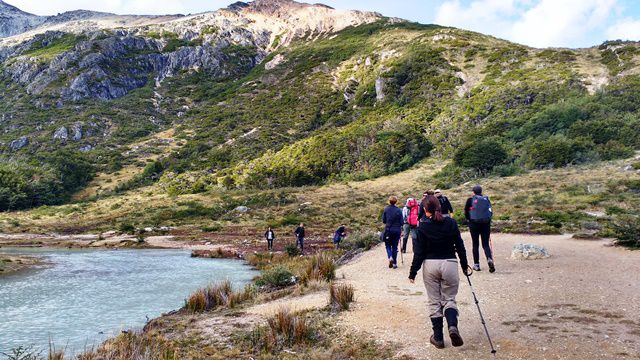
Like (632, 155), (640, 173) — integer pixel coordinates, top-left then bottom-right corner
(329, 283), (355, 311)
(184, 280), (255, 313)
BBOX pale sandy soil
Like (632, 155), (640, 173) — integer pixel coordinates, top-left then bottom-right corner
(240, 233), (640, 359)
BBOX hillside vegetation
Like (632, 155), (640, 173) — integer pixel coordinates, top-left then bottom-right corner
(0, 1), (639, 244)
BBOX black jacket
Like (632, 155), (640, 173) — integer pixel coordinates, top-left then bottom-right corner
(382, 205), (403, 232)
(265, 230), (275, 239)
(438, 196), (454, 215)
(409, 217), (469, 280)
(294, 226), (305, 238)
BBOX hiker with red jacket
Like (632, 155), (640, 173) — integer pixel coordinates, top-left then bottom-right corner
(401, 198), (419, 253)
(464, 185), (495, 273)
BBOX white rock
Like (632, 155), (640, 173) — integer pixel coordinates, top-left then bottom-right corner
(511, 243), (550, 260)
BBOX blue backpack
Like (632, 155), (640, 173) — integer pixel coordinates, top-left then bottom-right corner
(470, 195), (492, 223)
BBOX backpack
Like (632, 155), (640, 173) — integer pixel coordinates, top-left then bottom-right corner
(470, 195), (492, 223)
(407, 199), (419, 227)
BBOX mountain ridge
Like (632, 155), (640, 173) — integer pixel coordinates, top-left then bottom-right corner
(0, 0), (639, 213)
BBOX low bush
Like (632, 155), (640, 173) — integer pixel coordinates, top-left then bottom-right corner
(243, 308), (314, 353)
(301, 252), (336, 284)
(184, 280), (255, 312)
(612, 216), (640, 248)
(255, 265), (295, 288)
(329, 283), (355, 311)
(341, 231), (380, 251)
(77, 331), (177, 360)
(285, 243), (301, 257)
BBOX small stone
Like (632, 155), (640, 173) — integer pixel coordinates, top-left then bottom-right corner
(234, 206), (249, 213)
(525, 279), (533, 284)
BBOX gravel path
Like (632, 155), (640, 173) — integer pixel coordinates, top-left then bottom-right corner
(336, 233), (640, 359)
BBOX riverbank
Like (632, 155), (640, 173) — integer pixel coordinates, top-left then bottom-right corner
(0, 254), (41, 275)
(53, 232), (640, 359)
(0, 230), (338, 259)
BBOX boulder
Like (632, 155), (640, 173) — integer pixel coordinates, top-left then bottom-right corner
(53, 126), (69, 141)
(375, 77), (386, 101)
(71, 123), (83, 141)
(9, 136), (28, 150)
(234, 206), (249, 213)
(79, 145), (93, 152)
(511, 243), (550, 260)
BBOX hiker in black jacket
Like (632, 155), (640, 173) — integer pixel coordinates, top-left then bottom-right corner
(435, 189), (454, 216)
(294, 223), (305, 254)
(409, 195), (469, 349)
(382, 196), (403, 269)
(464, 185), (495, 273)
(264, 227), (275, 251)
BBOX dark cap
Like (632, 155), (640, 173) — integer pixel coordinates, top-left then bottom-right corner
(472, 185), (483, 195)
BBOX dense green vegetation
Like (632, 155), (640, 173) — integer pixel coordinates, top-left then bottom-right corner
(0, 151), (95, 211)
(1, 18), (640, 212)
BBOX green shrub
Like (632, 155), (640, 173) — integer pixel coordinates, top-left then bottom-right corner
(341, 231), (380, 251)
(525, 135), (589, 168)
(256, 265), (295, 288)
(453, 138), (510, 172)
(612, 216), (640, 248)
(285, 243), (301, 257)
(118, 223), (136, 234)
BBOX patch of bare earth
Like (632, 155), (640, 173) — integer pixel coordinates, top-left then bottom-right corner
(335, 234), (640, 359)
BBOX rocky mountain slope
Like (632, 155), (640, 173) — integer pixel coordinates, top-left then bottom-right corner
(0, 0), (45, 38)
(0, 0), (639, 213)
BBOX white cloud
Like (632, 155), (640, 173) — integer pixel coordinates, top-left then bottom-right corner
(435, 0), (618, 47)
(607, 18), (640, 40)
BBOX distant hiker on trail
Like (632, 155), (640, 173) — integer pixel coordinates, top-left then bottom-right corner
(409, 194), (470, 349)
(464, 185), (495, 273)
(401, 198), (419, 253)
(435, 190), (454, 217)
(264, 227), (275, 251)
(382, 196), (403, 269)
(333, 224), (346, 249)
(294, 223), (305, 254)
(419, 190), (435, 221)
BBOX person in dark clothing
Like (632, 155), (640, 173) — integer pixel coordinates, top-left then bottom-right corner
(294, 223), (305, 254)
(435, 190), (454, 217)
(334, 224), (346, 249)
(264, 227), (275, 251)
(464, 185), (495, 273)
(382, 196), (403, 269)
(409, 195), (469, 349)
(418, 190), (435, 221)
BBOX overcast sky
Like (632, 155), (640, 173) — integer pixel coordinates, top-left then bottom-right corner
(6, 0), (640, 48)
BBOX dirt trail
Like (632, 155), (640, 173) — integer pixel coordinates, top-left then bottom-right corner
(332, 234), (640, 359)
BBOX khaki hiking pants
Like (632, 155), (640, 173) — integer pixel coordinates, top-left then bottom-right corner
(422, 259), (460, 318)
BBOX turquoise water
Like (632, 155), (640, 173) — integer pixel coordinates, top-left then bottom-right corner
(0, 248), (256, 354)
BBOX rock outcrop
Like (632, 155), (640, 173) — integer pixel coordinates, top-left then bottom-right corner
(9, 136), (28, 150)
(511, 243), (550, 260)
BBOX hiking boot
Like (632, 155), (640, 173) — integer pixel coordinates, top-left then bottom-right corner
(473, 264), (481, 271)
(430, 317), (445, 349)
(448, 326), (464, 347)
(430, 335), (445, 349)
(393, 263), (398, 269)
(388, 259), (394, 268)
(488, 259), (495, 273)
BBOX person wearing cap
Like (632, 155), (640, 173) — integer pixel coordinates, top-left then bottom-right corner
(435, 190), (454, 217)
(464, 185), (495, 273)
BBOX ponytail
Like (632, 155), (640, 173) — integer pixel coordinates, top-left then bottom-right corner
(422, 195), (444, 222)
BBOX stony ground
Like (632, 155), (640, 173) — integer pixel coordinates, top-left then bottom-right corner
(252, 234), (640, 359)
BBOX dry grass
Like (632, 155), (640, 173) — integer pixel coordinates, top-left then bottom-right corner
(185, 280), (255, 313)
(329, 283), (355, 311)
(76, 331), (177, 360)
(301, 252), (336, 284)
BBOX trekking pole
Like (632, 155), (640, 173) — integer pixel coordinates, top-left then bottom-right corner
(400, 246), (404, 265)
(465, 267), (497, 356)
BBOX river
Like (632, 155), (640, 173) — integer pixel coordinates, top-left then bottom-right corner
(0, 247), (256, 354)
